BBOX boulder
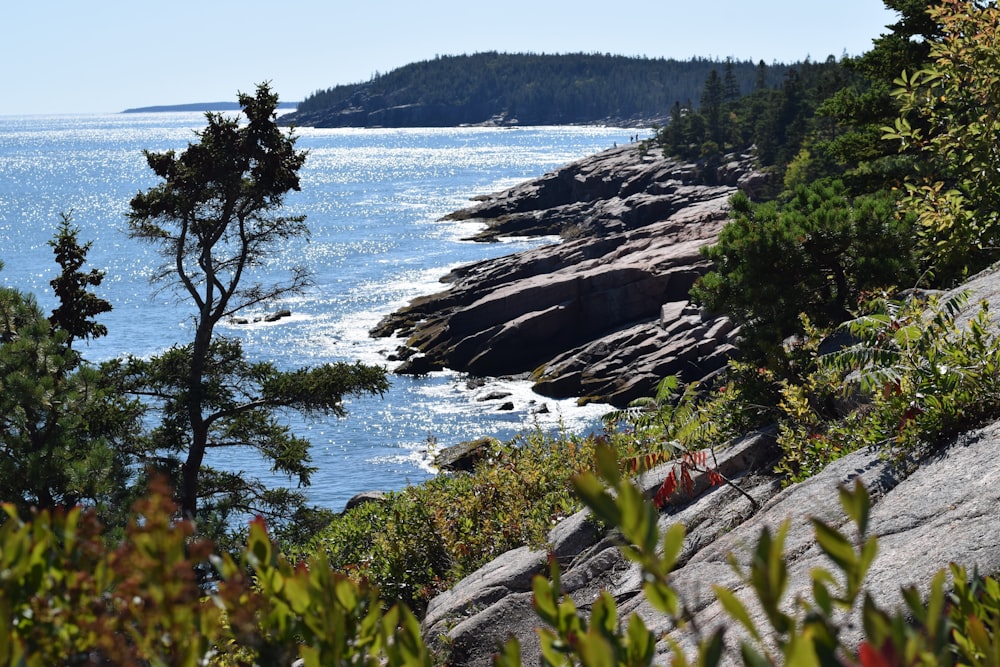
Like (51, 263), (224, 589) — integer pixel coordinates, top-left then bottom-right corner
(341, 490), (386, 514)
(433, 437), (498, 472)
(263, 309), (292, 322)
(422, 430), (778, 665)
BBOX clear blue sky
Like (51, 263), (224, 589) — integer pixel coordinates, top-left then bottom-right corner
(4, 1), (898, 116)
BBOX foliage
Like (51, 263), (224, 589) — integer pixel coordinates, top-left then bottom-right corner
(691, 182), (919, 366)
(47, 213), (112, 349)
(0, 235), (137, 528)
(0, 478), (431, 666)
(883, 0), (1000, 282)
(305, 430), (604, 613)
(495, 449), (1000, 666)
(292, 53), (791, 128)
(783, 0), (942, 196)
(123, 82), (389, 527)
(103, 337), (388, 541)
(603, 373), (770, 509)
(656, 56), (854, 180)
(774, 290), (1000, 482)
(5, 443), (999, 666)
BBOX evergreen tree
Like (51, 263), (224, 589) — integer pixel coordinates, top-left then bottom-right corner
(692, 183), (919, 365)
(755, 59), (770, 91)
(48, 213), (112, 349)
(723, 57), (741, 102)
(0, 244), (137, 525)
(121, 83), (389, 527)
(700, 69), (725, 149)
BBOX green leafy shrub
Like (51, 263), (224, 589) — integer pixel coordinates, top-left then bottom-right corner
(0, 477), (430, 666)
(883, 0), (1000, 282)
(774, 290), (1000, 483)
(692, 182), (918, 367)
(307, 429), (603, 612)
(602, 372), (774, 508)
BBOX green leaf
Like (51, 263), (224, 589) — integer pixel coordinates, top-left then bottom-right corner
(532, 575), (560, 627)
(660, 522), (686, 571)
(495, 637), (523, 667)
(590, 591), (618, 636)
(283, 574), (311, 614)
(578, 632), (616, 667)
(785, 631), (821, 667)
(643, 580), (678, 617)
(810, 569), (834, 616)
(594, 444), (621, 485)
(740, 643), (772, 667)
(811, 519), (856, 573)
(572, 472), (621, 527)
(700, 629), (725, 667)
(714, 585), (761, 642)
(626, 614), (655, 666)
(839, 480), (871, 537)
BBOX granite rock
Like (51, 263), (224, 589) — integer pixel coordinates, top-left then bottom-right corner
(372, 145), (761, 406)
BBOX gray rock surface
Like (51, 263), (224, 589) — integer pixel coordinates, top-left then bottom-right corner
(423, 416), (1000, 666)
(372, 145), (763, 406)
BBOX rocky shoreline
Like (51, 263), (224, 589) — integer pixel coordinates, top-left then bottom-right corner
(363, 141), (1000, 665)
(419, 265), (1000, 666)
(371, 143), (769, 407)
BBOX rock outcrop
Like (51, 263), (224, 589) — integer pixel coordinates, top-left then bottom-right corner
(421, 269), (1000, 665)
(424, 417), (1000, 666)
(372, 145), (766, 406)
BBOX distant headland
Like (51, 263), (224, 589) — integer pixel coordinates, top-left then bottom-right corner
(121, 102), (299, 114)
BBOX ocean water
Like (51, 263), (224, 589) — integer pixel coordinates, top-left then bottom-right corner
(0, 112), (636, 511)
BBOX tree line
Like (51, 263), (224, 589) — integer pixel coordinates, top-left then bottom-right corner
(284, 52), (792, 127)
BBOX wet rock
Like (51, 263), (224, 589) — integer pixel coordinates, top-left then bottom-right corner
(264, 309), (292, 322)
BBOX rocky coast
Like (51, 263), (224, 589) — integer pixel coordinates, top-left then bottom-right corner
(372, 143), (769, 407)
(378, 142), (1000, 665)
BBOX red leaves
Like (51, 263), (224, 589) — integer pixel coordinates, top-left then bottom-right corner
(898, 403), (924, 433)
(857, 640), (899, 667)
(654, 470), (677, 508)
(624, 451), (673, 476)
(651, 449), (726, 509)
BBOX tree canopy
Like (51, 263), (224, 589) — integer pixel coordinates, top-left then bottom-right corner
(121, 83), (389, 528)
(286, 52), (791, 128)
(884, 0), (1000, 283)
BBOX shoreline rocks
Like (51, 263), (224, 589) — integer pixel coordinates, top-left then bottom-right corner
(371, 144), (766, 406)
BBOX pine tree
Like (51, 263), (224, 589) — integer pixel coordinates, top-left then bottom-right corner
(121, 83), (389, 527)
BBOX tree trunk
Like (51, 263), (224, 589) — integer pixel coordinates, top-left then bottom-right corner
(180, 312), (214, 520)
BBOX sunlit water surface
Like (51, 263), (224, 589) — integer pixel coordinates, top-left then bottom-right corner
(0, 112), (636, 511)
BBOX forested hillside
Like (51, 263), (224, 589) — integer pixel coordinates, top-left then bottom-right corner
(281, 52), (791, 127)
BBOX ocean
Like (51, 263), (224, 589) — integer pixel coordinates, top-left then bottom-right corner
(0, 111), (636, 512)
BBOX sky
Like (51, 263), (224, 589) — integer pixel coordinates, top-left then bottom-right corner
(3, 1), (898, 116)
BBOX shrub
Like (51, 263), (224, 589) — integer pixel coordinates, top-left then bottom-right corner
(774, 290), (1000, 482)
(306, 429), (603, 612)
(0, 477), (430, 666)
(691, 182), (918, 367)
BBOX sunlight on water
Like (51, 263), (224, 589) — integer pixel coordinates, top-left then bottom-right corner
(0, 113), (634, 512)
